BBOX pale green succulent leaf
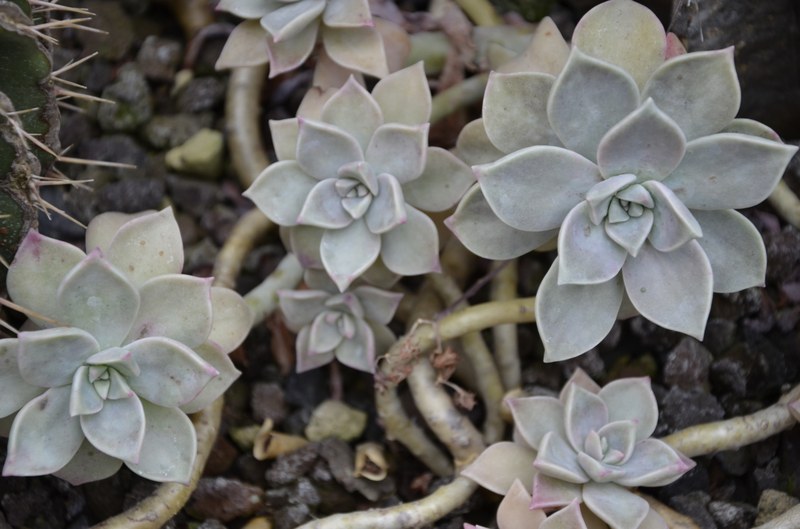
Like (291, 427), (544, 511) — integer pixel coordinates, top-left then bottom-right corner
(548, 48), (639, 161)
(334, 318), (374, 372)
(722, 118), (781, 141)
(265, 20), (319, 77)
(572, 0), (666, 89)
(509, 395), (564, 451)
(296, 326), (335, 372)
(125, 401), (196, 483)
(297, 119), (364, 180)
(180, 343), (241, 414)
(365, 174), (407, 234)
(85, 211), (150, 255)
(596, 421), (637, 464)
(564, 385), (609, 453)
(402, 147), (474, 212)
(693, 209), (767, 293)
(539, 500), (588, 529)
(534, 431), (588, 484)
(497, 479), (546, 529)
(577, 453), (626, 483)
(622, 240), (712, 339)
(321, 219), (380, 291)
(18, 327), (100, 388)
(0, 339), (43, 418)
(638, 509), (669, 529)
(604, 210), (653, 257)
(498, 17), (569, 76)
(643, 180), (701, 252)
(126, 275), (213, 348)
(4, 387), (83, 476)
(208, 286), (253, 353)
(372, 62), (431, 125)
(537, 260), (623, 362)
(288, 225), (325, 268)
(365, 123), (428, 184)
(269, 118), (299, 161)
(80, 394), (145, 463)
(615, 439), (695, 487)
(560, 369), (602, 401)
(279, 289), (330, 330)
(454, 119), (505, 166)
(596, 99), (686, 181)
(56, 252), (139, 349)
(445, 185), (554, 260)
(217, 0), (273, 18)
(351, 286), (402, 324)
(483, 72), (559, 154)
(321, 25), (388, 78)
(664, 133), (798, 210)
(323, 0), (372, 28)
(245, 160), (317, 226)
(106, 369), (133, 400)
(260, 0), (324, 42)
(366, 320), (396, 358)
(477, 146), (601, 232)
(297, 179), (354, 228)
(320, 77), (382, 151)
(7, 231), (85, 325)
(585, 173), (636, 224)
(215, 20), (270, 70)
(558, 203), (627, 285)
(597, 378), (657, 443)
(531, 472), (582, 510)
(70, 366), (104, 416)
(126, 337), (217, 407)
(309, 311), (345, 353)
(85, 346), (139, 377)
(380, 204), (439, 276)
(642, 48), (740, 141)
(53, 439), (123, 486)
(582, 482), (649, 529)
(461, 441), (536, 495)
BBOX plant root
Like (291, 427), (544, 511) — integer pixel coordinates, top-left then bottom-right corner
(768, 180), (800, 230)
(225, 65), (270, 188)
(489, 259), (521, 391)
(212, 208), (273, 290)
(430, 73), (488, 124)
(243, 252), (303, 323)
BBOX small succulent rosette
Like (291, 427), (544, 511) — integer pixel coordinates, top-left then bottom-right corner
(0, 208), (252, 484)
(278, 274), (402, 373)
(463, 370), (694, 529)
(446, 0), (799, 362)
(244, 62), (474, 292)
(215, 0), (390, 78)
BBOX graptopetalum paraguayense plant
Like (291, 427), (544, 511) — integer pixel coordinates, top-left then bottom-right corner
(446, 0), (798, 362)
(0, 208), (252, 484)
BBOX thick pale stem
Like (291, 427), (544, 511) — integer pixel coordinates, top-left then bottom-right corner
(430, 73), (489, 124)
(89, 398), (223, 529)
(453, 0), (503, 26)
(662, 383), (800, 457)
(212, 208), (273, 290)
(225, 65), (269, 188)
(295, 477), (477, 529)
(489, 259), (521, 391)
(244, 253), (304, 323)
(768, 180), (800, 229)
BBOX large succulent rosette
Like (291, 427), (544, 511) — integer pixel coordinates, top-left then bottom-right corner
(244, 63), (474, 291)
(463, 370), (694, 529)
(0, 209), (252, 484)
(216, 0), (390, 77)
(446, 0), (798, 362)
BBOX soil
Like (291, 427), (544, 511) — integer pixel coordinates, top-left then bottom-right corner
(0, 1), (799, 528)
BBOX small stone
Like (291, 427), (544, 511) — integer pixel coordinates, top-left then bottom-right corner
(165, 128), (224, 180)
(251, 382), (287, 424)
(660, 387), (725, 431)
(79, 134), (148, 180)
(714, 449), (751, 476)
(136, 36), (183, 81)
(755, 489), (800, 525)
(166, 174), (222, 218)
(669, 491), (717, 529)
(97, 177), (165, 213)
(188, 477), (264, 523)
(177, 77), (226, 113)
(197, 521), (227, 529)
(183, 237), (219, 275)
(664, 337), (713, 390)
(273, 504), (311, 529)
(142, 113), (214, 150)
(292, 478), (321, 507)
(97, 65), (153, 132)
(708, 500), (756, 529)
(754, 459), (781, 494)
(78, 1), (135, 60)
(265, 444), (320, 486)
(703, 318), (737, 355)
(241, 517), (273, 529)
(305, 400), (367, 442)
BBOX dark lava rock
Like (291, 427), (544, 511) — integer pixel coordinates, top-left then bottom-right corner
(629, 316), (682, 352)
(764, 226), (800, 284)
(317, 438), (394, 502)
(97, 65), (153, 132)
(660, 387), (725, 431)
(663, 337), (713, 390)
(136, 36), (183, 81)
(753, 459), (782, 494)
(79, 134), (149, 180)
(251, 382), (288, 424)
(142, 113), (214, 150)
(708, 500), (756, 529)
(265, 444), (320, 486)
(167, 174), (222, 218)
(273, 504), (311, 529)
(177, 77), (226, 113)
(669, 491), (717, 529)
(187, 477), (264, 523)
(715, 450), (752, 477)
(97, 177), (165, 213)
(200, 205), (239, 246)
(78, 1), (135, 60)
(292, 478), (322, 507)
(703, 318), (738, 355)
(197, 520), (227, 529)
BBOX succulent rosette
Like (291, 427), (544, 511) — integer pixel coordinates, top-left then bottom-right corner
(0, 208), (252, 484)
(446, 0), (798, 361)
(463, 370), (694, 529)
(215, 0), (390, 78)
(244, 62), (474, 292)
(278, 276), (402, 373)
